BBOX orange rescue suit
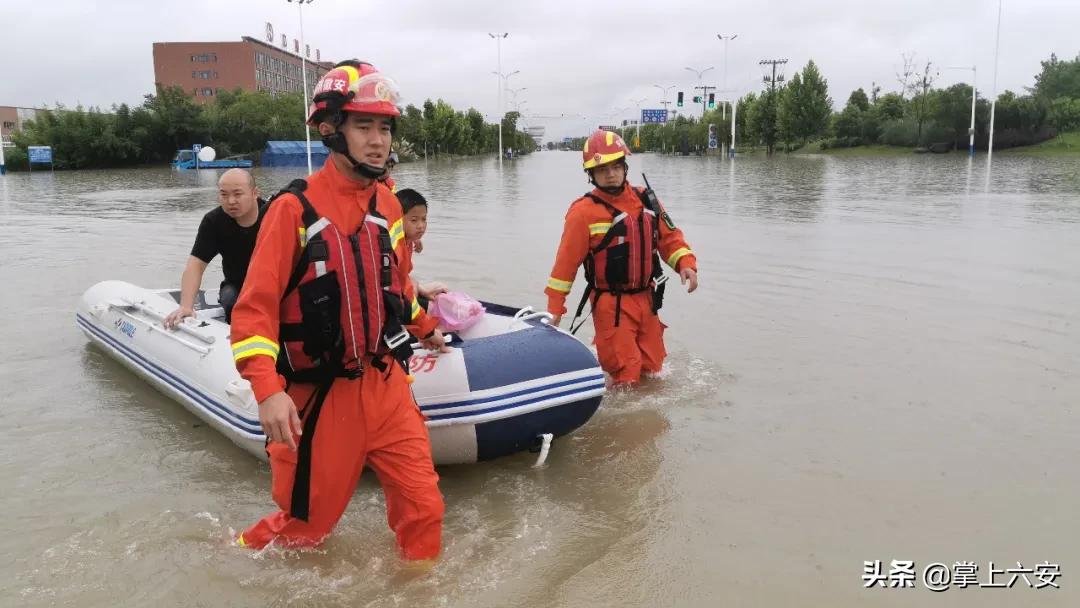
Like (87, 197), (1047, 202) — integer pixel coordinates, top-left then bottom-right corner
(546, 184), (697, 385)
(230, 158), (443, 557)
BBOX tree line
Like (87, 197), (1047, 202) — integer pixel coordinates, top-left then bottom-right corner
(4, 86), (535, 170)
(599, 52), (1080, 155)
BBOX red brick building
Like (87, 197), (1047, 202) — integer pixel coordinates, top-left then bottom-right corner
(152, 36), (333, 103)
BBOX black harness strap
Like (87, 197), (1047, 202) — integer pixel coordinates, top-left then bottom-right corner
(289, 374), (335, 522)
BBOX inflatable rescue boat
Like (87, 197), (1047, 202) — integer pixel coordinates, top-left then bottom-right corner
(76, 281), (604, 464)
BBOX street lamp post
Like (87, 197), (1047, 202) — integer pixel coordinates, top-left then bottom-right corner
(630, 97), (647, 147)
(288, 0), (315, 175)
(507, 86), (527, 106)
(492, 69), (519, 157)
(988, 0), (1003, 160)
(716, 34), (738, 120)
(730, 94), (738, 158)
(947, 65), (978, 157)
(653, 84), (675, 111)
(488, 32), (509, 166)
(685, 66), (715, 116)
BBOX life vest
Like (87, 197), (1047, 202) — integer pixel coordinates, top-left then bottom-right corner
(583, 189), (660, 293)
(272, 179), (413, 383)
(571, 187), (668, 332)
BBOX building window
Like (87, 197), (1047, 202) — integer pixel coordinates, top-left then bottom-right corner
(2, 121), (14, 129)
(202, 88), (214, 96)
(210, 53), (217, 62)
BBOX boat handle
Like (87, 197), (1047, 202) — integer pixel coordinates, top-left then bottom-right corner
(409, 333), (459, 351)
(109, 299), (216, 344)
(512, 306), (535, 320)
(515, 311), (554, 324)
(109, 305), (212, 355)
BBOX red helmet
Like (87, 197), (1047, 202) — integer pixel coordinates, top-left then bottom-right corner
(307, 60), (401, 125)
(582, 129), (631, 169)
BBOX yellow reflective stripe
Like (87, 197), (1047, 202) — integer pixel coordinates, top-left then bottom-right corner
(588, 222), (612, 236)
(547, 277), (573, 293)
(390, 219), (405, 250)
(231, 335), (279, 352)
(231, 335), (280, 362)
(297, 226), (307, 248)
(236, 534), (247, 547)
(667, 247), (693, 268)
(410, 297), (421, 320)
(234, 347), (279, 361)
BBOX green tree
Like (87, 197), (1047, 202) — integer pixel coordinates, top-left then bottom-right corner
(932, 84), (976, 149)
(847, 88), (870, 112)
(1047, 96), (1080, 131)
(778, 71), (803, 150)
(798, 60), (833, 142)
(875, 93), (906, 121)
(1032, 53), (1080, 101)
(905, 60), (938, 144)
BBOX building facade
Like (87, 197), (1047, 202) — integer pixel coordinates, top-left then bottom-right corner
(153, 37), (332, 103)
(0, 106), (41, 143)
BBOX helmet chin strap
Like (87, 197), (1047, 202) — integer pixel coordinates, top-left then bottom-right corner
(322, 132), (387, 179)
(321, 112), (387, 179)
(598, 181), (626, 195)
(587, 162), (629, 195)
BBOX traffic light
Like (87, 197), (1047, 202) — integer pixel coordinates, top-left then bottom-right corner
(693, 96), (702, 103)
(676, 91), (684, 107)
(708, 93), (716, 108)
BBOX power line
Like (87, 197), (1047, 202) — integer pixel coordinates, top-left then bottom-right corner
(759, 59), (788, 92)
(758, 59), (787, 156)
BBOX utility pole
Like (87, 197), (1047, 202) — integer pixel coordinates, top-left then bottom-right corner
(717, 34), (738, 120)
(288, 0), (315, 175)
(988, 0), (1003, 160)
(759, 59), (788, 156)
(488, 32), (508, 168)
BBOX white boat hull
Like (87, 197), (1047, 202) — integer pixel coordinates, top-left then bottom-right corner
(77, 281), (605, 464)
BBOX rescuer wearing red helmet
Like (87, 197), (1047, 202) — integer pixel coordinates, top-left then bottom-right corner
(545, 129), (699, 386)
(230, 60), (446, 558)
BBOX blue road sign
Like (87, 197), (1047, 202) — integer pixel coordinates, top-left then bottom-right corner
(28, 146), (53, 164)
(640, 109), (668, 124)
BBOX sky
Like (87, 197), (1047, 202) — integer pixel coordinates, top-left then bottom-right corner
(3, 0), (1078, 139)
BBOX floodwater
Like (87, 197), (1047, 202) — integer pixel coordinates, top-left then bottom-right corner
(1, 151), (1078, 607)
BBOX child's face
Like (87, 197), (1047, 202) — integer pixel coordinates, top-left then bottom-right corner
(404, 205), (427, 242)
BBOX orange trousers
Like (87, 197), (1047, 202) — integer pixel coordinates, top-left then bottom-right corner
(591, 290), (667, 386)
(238, 363), (444, 559)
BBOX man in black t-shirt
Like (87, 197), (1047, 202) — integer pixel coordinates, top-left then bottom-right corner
(164, 168), (266, 328)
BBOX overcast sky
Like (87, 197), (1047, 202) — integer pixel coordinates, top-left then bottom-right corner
(3, 0), (1078, 139)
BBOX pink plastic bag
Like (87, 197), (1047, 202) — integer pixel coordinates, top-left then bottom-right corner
(428, 291), (486, 332)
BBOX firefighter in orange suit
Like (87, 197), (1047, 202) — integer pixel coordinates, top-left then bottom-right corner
(230, 60), (447, 558)
(545, 130), (698, 386)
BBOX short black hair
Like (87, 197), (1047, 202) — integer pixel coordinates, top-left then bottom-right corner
(397, 188), (428, 213)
